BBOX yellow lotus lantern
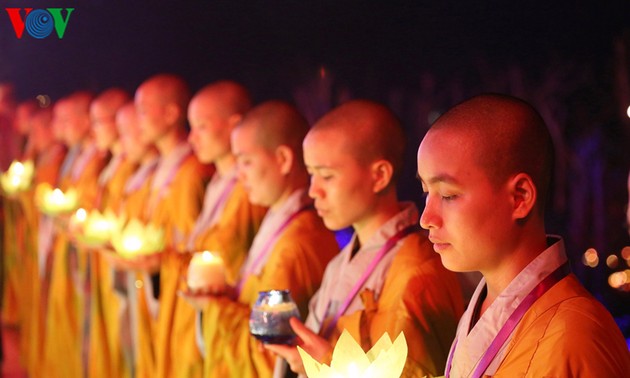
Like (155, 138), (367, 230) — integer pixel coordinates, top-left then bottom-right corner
(36, 184), (79, 215)
(0, 160), (34, 195)
(298, 330), (407, 378)
(76, 209), (124, 247)
(111, 218), (165, 258)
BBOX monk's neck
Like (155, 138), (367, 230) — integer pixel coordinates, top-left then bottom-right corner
(480, 232), (549, 316)
(156, 128), (187, 156)
(214, 153), (236, 177)
(353, 198), (401, 246)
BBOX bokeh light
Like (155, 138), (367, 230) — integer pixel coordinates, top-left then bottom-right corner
(582, 248), (599, 268)
(606, 255), (619, 269)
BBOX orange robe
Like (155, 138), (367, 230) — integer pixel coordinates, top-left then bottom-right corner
(335, 233), (463, 377)
(115, 156), (158, 378)
(304, 204), (464, 378)
(144, 146), (212, 378)
(188, 177), (267, 284)
(491, 274), (630, 376)
(87, 156), (137, 378)
(203, 192), (338, 378)
(42, 144), (109, 378)
(21, 144), (66, 376)
(1, 195), (22, 326)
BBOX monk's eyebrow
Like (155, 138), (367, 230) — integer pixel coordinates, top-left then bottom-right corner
(416, 172), (460, 186)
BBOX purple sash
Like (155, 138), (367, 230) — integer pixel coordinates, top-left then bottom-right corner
(445, 262), (571, 378)
(319, 224), (420, 339)
(235, 204), (313, 296)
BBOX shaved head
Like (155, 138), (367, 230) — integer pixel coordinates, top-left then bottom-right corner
(136, 73), (191, 125)
(430, 94), (554, 212)
(310, 99), (405, 182)
(91, 88), (129, 117)
(67, 91), (94, 114)
(192, 80), (251, 118)
(237, 100), (309, 163)
(53, 91), (94, 146)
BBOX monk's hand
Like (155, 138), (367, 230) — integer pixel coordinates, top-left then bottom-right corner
(130, 252), (162, 274)
(264, 317), (332, 375)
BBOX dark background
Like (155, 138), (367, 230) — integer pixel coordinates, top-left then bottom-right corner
(1, 0), (630, 339)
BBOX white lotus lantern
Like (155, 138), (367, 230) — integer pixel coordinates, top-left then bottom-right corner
(36, 184), (79, 215)
(298, 329), (407, 378)
(76, 209), (123, 247)
(1, 160), (34, 195)
(111, 218), (165, 258)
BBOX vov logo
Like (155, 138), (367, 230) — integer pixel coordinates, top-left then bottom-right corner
(5, 8), (74, 39)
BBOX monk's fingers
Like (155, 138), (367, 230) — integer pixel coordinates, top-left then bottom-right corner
(289, 317), (312, 340)
(263, 343), (295, 360)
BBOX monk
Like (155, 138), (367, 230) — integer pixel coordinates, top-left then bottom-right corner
(109, 102), (160, 376)
(416, 94), (630, 377)
(43, 91), (109, 378)
(86, 88), (136, 378)
(115, 102), (159, 221)
(201, 101), (338, 377)
(20, 107), (67, 376)
(133, 74), (211, 378)
(1, 99), (37, 328)
(267, 100), (464, 378)
(186, 80), (267, 284)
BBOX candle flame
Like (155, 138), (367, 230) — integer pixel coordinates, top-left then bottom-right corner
(75, 208), (87, 222)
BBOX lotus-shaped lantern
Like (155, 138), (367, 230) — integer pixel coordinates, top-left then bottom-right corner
(76, 209), (124, 247)
(36, 184), (79, 215)
(298, 329), (407, 378)
(111, 218), (165, 258)
(0, 160), (34, 195)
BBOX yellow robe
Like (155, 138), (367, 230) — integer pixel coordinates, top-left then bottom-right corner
(190, 182), (267, 284)
(203, 209), (339, 378)
(22, 144), (66, 377)
(42, 147), (109, 378)
(147, 153), (211, 378)
(332, 233), (464, 378)
(492, 274), (630, 377)
(115, 159), (157, 378)
(88, 157), (137, 378)
(1, 195), (22, 326)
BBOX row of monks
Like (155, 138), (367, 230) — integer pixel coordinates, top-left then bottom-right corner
(1, 74), (464, 377)
(3, 75), (630, 378)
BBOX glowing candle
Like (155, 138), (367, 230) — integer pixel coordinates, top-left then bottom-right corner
(81, 210), (119, 246)
(122, 235), (143, 253)
(42, 187), (78, 214)
(51, 188), (64, 203)
(69, 208), (88, 233)
(1, 160), (34, 195)
(187, 251), (226, 292)
(11, 161), (24, 176)
(298, 330), (408, 378)
(111, 219), (165, 258)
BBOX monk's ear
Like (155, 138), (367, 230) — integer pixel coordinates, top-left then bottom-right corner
(227, 113), (243, 132)
(371, 159), (394, 193)
(510, 173), (537, 220)
(163, 102), (181, 126)
(275, 145), (294, 175)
